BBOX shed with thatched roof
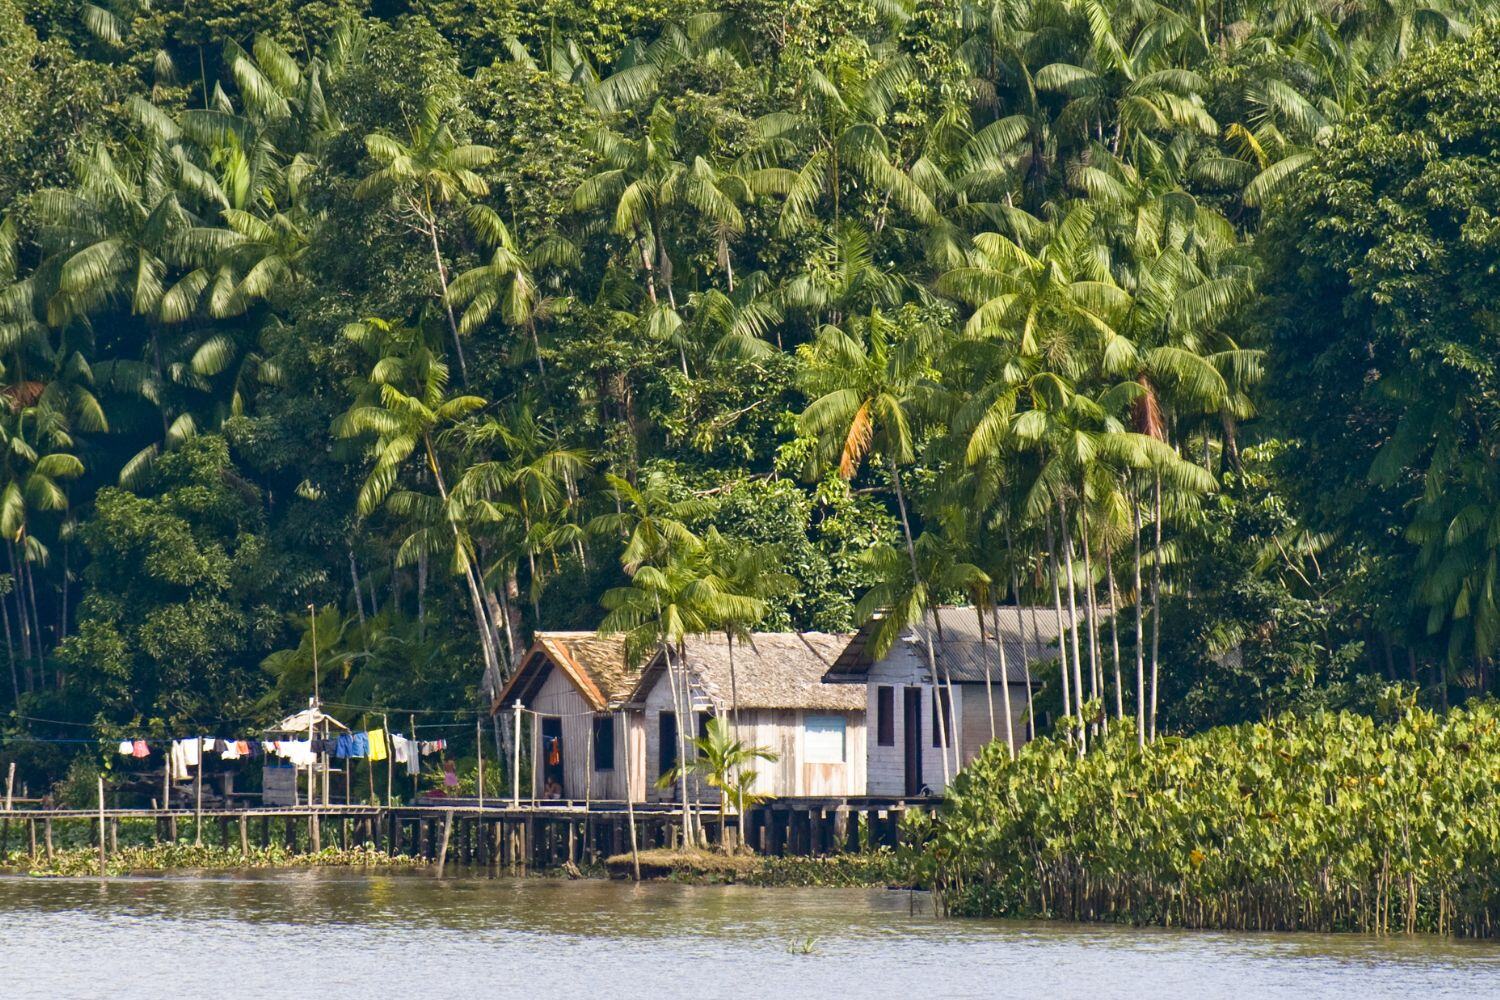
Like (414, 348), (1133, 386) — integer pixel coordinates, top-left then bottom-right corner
(823, 606), (1073, 796)
(493, 632), (647, 801)
(626, 632), (865, 801)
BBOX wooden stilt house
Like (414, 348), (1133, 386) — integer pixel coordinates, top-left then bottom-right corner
(492, 632), (646, 802)
(626, 633), (864, 802)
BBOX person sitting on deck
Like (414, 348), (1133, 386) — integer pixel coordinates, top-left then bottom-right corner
(543, 777), (562, 800)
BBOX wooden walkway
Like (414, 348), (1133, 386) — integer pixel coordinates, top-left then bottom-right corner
(0, 795), (938, 870)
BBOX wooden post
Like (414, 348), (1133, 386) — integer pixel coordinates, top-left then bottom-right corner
(44, 817), (53, 860)
(96, 775), (107, 876)
(620, 710), (640, 881)
(162, 749), (171, 813)
(110, 817), (119, 854)
(383, 713), (392, 806)
(410, 714), (419, 803)
(476, 717), (484, 813)
(28, 817), (37, 858)
(310, 811), (321, 853)
(239, 814), (249, 856)
(436, 810), (454, 875)
(193, 737), (204, 846)
(511, 703), (522, 808)
(5, 760), (14, 810)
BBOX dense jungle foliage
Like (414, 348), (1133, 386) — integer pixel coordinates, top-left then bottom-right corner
(1, 0), (1499, 792)
(912, 696), (1500, 936)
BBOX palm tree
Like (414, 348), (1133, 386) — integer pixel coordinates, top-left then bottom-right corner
(658, 717), (778, 853)
(798, 308), (962, 770)
(354, 95), (496, 384)
(330, 316), (500, 693)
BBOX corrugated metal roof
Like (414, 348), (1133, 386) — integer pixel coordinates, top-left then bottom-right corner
(824, 606), (1075, 684)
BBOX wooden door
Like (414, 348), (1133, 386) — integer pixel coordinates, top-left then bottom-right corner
(903, 687), (923, 797)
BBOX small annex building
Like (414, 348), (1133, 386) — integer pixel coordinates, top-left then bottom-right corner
(822, 606), (1072, 796)
(626, 632), (864, 802)
(492, 631), (646, 802)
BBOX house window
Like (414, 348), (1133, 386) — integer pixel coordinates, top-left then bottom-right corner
(659, 711), (678, 777)
(805, 715), (847, 764)
(931, 688), (953, 748)
(592, 715), (615, 772)
(876, 686), (895, 746)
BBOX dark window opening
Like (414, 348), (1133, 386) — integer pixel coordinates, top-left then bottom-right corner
(593, 715), (615, 771)
(931, 688), (953, 748)
(877, 686), (895, 746)
(659, 711), (678, 777)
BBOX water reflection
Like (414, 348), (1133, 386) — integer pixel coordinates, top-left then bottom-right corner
(1, 871), (1495, 999)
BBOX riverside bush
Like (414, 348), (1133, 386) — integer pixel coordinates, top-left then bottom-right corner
(912, 695), (1500, 936)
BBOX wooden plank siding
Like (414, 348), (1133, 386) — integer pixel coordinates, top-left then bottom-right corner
(526, 665), (641, 801)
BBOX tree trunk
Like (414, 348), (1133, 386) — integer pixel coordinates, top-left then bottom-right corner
(1058, 504), (1087, 753)
(1131, 477), (1147, 749)
(1045, 519), (1073, 743)
(1149, 473), (1163, 742)
(1004, 523), (1037, 741)
(1106, 547), (1124, 723)
(1078, 493), (1104, 735)
(424, 210), (470, 386)
(888, 460), (950, 785)
(975, 603), (996, 743)
(991, 603), (1016, 758)
(348, 549), (367, 631)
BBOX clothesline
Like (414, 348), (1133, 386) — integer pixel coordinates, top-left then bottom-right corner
(104, 731), (454, 781)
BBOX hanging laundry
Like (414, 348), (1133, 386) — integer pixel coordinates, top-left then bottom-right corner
(333, 733), (352, 758)
(547, 736), (561, 767)
(367, 729), (387, 763)
(236, 740), (250, 756)
(351, 732), (369, 758)
(131, 740), (150, 758)
(118, 740), (134, 756)
(213, 738), (229, 754)
(168, 741), (192, 781)
(390, 736), (409, 765)
(276, 740), (314, 766)
(220, 741), (241, 760)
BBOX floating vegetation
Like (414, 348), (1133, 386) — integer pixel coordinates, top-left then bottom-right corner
(912, 697), (1500, 937)
(3, 843), (428, 878)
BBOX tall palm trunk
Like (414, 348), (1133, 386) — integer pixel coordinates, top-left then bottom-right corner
(424, 435), (503, 691)
(1149, 473), (1163, 742)
(1131, 476), (1147, 748)
(664, 641), (696, 846)
(1004, 523), (1037, 741)
(991, 603), (1016, 759)
(1106, 547), (1124, 723)
(975, 602), (996, 742)
(1078, 491), (1104, 735)
(1044, 519), (1073, 745)
(1058, 503), (1088, 753)
(7, 543), (30, 672)
(889, 459), (950, 785)
(727, 630), (744, 852)
(1, 583), (14, 707)
(421, 197), (469, 386)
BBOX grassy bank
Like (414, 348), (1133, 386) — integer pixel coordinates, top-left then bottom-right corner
(912, 699), (1500, 937)
(601, 847), (911, 888)
(2, 843), (427, 877)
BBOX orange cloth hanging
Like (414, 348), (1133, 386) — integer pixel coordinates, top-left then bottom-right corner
(547, 737), (561, 766)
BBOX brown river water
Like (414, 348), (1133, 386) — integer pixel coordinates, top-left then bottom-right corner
(1, 870), (1496, 998)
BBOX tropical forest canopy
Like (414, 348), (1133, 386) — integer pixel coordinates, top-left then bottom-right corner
(2, 0), (1498, 786)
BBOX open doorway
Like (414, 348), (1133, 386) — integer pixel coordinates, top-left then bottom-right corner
(540, 716), (564, 799)
(903, 687), (923, 797)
